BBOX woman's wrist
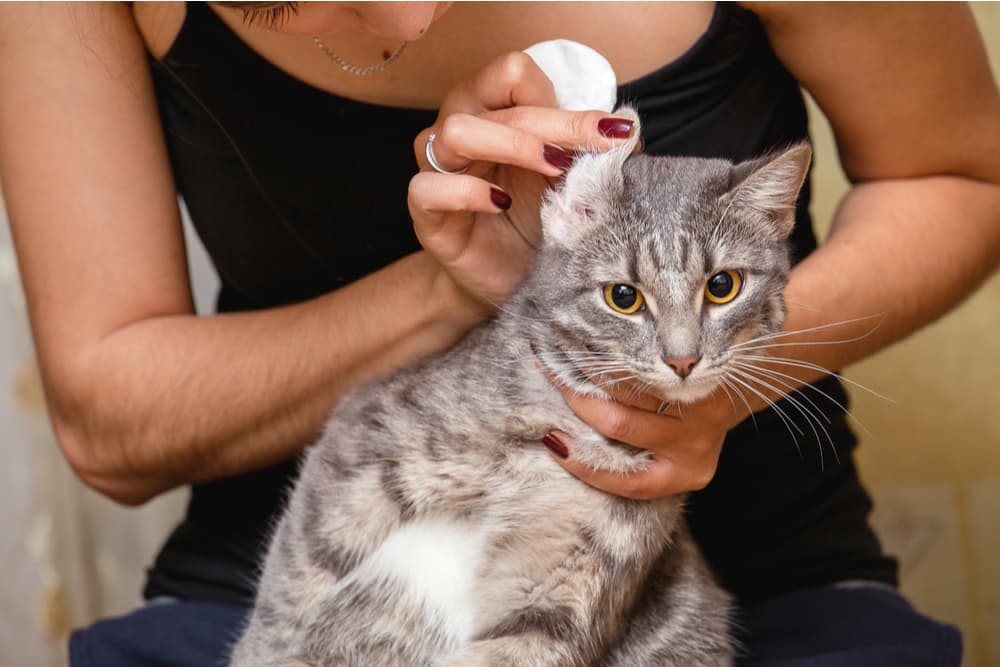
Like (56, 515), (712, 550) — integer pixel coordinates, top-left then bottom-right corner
(426, 252), (494, 336)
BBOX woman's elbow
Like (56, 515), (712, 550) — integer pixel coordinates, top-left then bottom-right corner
(48, 398), (170, 507)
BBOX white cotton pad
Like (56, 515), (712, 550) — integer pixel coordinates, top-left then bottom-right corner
(523, 39), (618, 112)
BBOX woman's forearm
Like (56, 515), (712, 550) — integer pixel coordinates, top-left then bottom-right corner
(52, 251), (478, 505)
(747, 175), (1000, 406)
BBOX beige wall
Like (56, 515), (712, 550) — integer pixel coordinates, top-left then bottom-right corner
(806, 5), (1000, 665)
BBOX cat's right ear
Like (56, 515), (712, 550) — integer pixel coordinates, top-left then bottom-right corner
(539, 106), (642, 247)
(726, 142), (812, 238)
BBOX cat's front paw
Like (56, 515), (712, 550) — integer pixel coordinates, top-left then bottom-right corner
(569, 430), (651, 475)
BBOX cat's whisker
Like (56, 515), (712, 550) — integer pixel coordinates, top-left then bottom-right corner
(730, 361), (832, 425)
(728, 367), (817, 436)
(708, 194), (739, 248)
(591, 375), (640, 392)
(723, 372), (804, 459)
(541, 353), (627, 364)
(714, 382), (740, 420)
(732, 327), (886, 353)
(619, 382), (648, 407)
(532, 350), (632, 364)
(718, 377), (758, 431)
(734, 339), (877, 354)
(729, 313), (887, 351)
(723, 372), (800, 437)
(585, 368), (638, 381)
(732, 357), (875, 441)
(783, 298), (854, 315)
(627, 379), (661, 407)
(538, 358), (629, 401)
(522, 351), (629, 375)
(732, 354), (895, 404)
(730, 366), (836, 467)
(729, 365), (839, 467)
(732, 359), (859, 420)
(568, 363), (637, 378)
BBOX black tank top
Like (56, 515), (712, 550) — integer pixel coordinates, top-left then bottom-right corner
(144, 1), (896, 606)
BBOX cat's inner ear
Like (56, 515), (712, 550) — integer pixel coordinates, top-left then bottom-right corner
(540, 106), (642, 247)
(727, 143), (812, 238)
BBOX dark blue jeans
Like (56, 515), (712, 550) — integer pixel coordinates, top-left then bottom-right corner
(69, 583), (961, 666)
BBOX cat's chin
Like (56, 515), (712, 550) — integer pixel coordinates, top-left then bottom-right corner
(660, 380), (719, 405)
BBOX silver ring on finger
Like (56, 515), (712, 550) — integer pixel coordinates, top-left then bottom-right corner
(425, 132), (468, 175)
(655, 400), (672, 416)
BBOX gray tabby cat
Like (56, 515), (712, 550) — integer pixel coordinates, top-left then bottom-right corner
(229, 108), (811, 667)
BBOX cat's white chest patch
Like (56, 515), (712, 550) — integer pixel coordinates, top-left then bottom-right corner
(363, 517), (487, 643)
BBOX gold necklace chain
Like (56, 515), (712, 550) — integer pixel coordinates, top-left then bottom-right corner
(312, 37), (408, 76)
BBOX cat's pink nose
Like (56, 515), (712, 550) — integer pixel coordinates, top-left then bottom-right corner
(665, 355), (701, 379)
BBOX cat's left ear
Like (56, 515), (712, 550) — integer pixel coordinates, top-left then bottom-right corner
(540, 106), (642, 247)
(727, 142), (812, 238)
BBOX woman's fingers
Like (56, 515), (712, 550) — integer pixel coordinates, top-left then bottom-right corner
(417, 113), (569, 178)
(561, 387), (737, 451)
(543, 430), (723, 500)
(536, 380), (744, 499)
(408, 169), (536, 311)
(483, 106), (636, 148)
(408, 172), (511, 249)
(414, 51), (559, 174)
(416, 107), (637, 176)
(562, 391), (681, 451)
(415, 48), (638, 178)
(440, 51), (558, 116)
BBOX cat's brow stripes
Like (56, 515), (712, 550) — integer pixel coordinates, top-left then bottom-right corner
(676, 234), (690, 273)
(648, 237), (668, 275)
(627, 248), (640, 285)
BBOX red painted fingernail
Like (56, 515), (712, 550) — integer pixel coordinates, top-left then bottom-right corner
(490, 187), (512, 210)
(597, 117), (634, 139)
(543, 144), (575, 170)
(542, 432), (569, 459)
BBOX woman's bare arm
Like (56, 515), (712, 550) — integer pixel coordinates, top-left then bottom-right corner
(753, 1), (1000, 387)
(0, 3), (480, 505)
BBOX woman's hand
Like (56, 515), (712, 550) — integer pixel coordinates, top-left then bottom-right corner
(542, 373), (761, 500)
(408, 51), (636, 317)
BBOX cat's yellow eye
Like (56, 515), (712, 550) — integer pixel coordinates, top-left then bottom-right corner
(603, 283), (645, 314)
(704, 270), (743, 305)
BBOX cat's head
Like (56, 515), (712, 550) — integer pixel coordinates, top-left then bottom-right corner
(523, 107), (811, 404)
